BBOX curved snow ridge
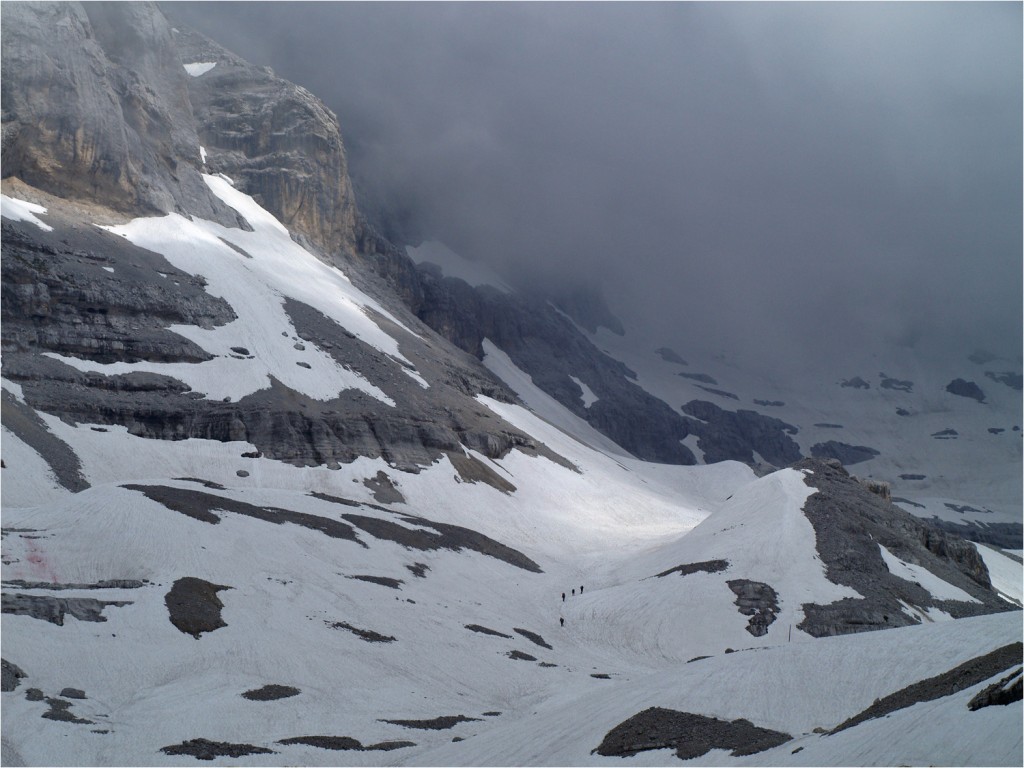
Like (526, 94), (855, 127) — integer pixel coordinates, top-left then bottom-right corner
(1, 194), (53, 232)
(620, 468), (863, 650)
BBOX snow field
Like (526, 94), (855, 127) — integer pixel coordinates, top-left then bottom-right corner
(878, 544), (980, 604)
(183, 62), (216, 77)
(412, 611), (1022, 767)
(43, 174), (429, 404)
(1, 194), (53, 231)
(975, 543), (1024, 606)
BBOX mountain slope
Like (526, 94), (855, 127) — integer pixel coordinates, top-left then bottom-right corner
(1, 4), (1020, 766)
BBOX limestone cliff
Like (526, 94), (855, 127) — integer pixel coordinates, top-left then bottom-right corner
(1, 2), (238, 226)
(171, 24), (359, 257)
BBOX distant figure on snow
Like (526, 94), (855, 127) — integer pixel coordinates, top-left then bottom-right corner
(580, 585), (584, 593)
(561, 592), (565, 602)
(571, 588), (575, 596)
(560, 617), (564, 627)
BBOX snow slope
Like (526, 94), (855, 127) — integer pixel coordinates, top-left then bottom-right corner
(1, 195), (53, 232)
(41, 175), (428, 404)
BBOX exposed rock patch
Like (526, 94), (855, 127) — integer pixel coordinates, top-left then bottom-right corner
(513, 628), (552, 649)
(946, 378), (986, 403)
(985, 371), (1023, 391)
(944, 503), (994, 515)
(879, 374), (913, 392)
(1, 659), (27, 692)
(678, 372), (717, 385)
(931, 428), (958, 440)
(810, 441), (880, 466)
(174, 478), (227, 490)
(164, 577), (231, 638)
(347, 575), (403, 589)
(241, 684), (300, 701)
(655, 347), (687, 365)
(0, 389), (88, 492)
(507, 650), (537, 661)
(593, 707), (791, 760)
(967, 668), (1023, 711)
(337, 510), (542, 573)
(278, 736), (414, 751)
(754, 399), (785, 407)
(1, 593), (130, 625)
(2, 579), (146, 591)
(160, 738), (275, 760)
(327, 621), (395, 643)
(41, 696), (92, 724)
(840, 377), (870, 389)
(655, 559), (729, 578)
(448, 451), (516, 494)
(465, 624), (513, 639)
(695, 385), (739, 400)
(380, 715), (481, 730)
(126, 484), (366, 546)
(363, 471), (405, 504)
(727, 579), (779, 636)
(832, 642), (1023, 732)
(1, 219), (235, 366)
(681, 400), (801, 466)
(406, 562), (429, 578)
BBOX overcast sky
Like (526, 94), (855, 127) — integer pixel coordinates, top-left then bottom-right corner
(169, 2), (1021, 372)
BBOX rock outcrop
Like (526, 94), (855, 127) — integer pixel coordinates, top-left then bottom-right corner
(680, 400), (802, 467)
(793, 459), (1014, 637)
(409, 270), (696, 464)
(945, 378), (986, 403)
(171, 23), (360, 257)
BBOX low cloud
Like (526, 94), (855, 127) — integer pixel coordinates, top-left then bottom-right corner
(169, 2), (1022, 371)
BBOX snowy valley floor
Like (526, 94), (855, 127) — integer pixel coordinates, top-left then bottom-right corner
(2, 393), (1021, 766)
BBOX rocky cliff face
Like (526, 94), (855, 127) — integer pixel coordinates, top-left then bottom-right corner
(0, 3), (565, 476)
(0, 2), (238, 226)
(793, 458), (1011, 637)
(409, 268), (698, 464)
(0, 2), (799, 473)
(170, 24), (359, 258)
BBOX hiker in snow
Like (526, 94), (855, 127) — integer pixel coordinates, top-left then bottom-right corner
(571, 588), (575, 596)
(561, 592), (565, 602)
(560, 617), (564, 627)
(580, 585), (584, 593)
